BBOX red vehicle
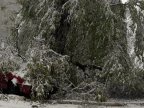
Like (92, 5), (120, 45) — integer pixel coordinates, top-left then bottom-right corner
(0, 72), (32, 98)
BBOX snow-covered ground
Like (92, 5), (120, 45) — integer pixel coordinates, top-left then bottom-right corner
(0, 101), (79, 108)
(0, 95), (144, 108)
(0, 99), (79, 108)
(0, 100), (144, 108)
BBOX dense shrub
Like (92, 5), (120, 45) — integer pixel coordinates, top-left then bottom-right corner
(0, 60), (20, 72)
(25, 49), (70, 100)
(27, 61), (54, 100)
(106, 68), (144, 98)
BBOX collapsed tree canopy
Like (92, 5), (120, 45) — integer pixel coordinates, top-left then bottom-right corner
(9, 0), (144, 99)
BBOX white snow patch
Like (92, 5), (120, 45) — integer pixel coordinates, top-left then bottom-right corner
(1, 42), (5, 49)
(23, 81), (31, 86)
(11, 78), (17, 86)
(13, 62), (28, 78)
(121, 0), (129, 4)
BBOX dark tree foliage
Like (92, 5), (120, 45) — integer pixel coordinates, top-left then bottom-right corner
(10, 0), (144, 100)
